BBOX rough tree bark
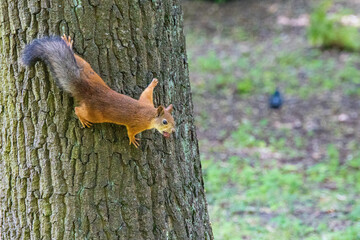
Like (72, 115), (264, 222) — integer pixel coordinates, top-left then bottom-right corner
(0, 0), (213, 239)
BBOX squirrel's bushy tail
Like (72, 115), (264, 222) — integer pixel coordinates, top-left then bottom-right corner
(22, 36), (81, 94)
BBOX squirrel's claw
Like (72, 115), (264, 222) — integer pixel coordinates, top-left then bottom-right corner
(84, 121), (92, 128)
(129, 137), (140, 148)
(79, 119), (86, 128)
(61, 34), (73, 49)
(78, 118), (92, 128)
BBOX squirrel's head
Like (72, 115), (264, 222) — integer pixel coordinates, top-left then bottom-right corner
(154, 104), (175, 138)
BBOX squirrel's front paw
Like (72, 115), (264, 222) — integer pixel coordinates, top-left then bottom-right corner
(129, 137), (140, 148)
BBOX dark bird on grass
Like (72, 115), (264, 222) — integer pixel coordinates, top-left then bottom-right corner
(269, 88), (283, 109)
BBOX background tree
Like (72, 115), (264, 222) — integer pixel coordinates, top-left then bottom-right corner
(0, 0), (213, 239)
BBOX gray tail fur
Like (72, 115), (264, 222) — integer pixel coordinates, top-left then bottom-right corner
(22, 36), (81, 94)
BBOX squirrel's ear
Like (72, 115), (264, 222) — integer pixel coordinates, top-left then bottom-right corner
(157, 106), (165, 117)
(166, 104), (173, 113)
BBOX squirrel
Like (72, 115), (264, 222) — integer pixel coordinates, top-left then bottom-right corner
(21, 35), (175, 148)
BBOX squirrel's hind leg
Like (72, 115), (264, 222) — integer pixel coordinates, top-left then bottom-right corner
(139, 78), (158, 106)
(75, 106), (93, 128)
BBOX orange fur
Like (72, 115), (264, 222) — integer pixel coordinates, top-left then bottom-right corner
(61, 35), (175, 148)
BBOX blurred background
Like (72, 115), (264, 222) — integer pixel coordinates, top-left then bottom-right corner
(183, 0), (360, 239)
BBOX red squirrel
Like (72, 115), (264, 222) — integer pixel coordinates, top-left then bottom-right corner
(22, 35), (175, 148)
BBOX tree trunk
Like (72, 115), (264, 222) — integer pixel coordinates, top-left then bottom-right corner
(0, 0), (213, 239)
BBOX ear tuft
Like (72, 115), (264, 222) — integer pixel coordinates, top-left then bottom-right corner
(157, 106), (165, 116)
(166, 104), (173, 113)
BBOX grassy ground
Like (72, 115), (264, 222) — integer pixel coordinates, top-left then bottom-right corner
(183, 1), (360, 239)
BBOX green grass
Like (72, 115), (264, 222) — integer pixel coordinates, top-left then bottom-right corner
(189, 39), (360, 238)
(199, 116), (360, 239)
(185, 2), (360, 239)
(202, 142), (360, 239)
(188, 30), (360, 99)
(307, 0), (360, 51)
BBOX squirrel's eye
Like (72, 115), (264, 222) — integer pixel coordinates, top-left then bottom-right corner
(162, 119), (168, 125)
